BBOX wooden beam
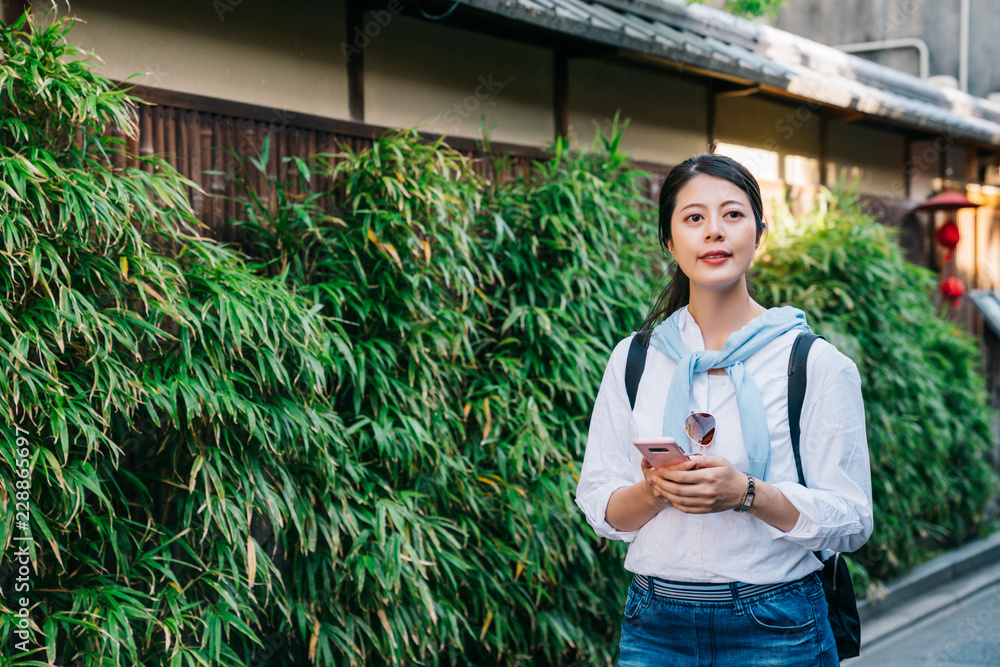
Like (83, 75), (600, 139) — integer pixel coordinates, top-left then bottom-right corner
(903, 134), (912, 200)
(819, 112), (828, 187)
(714, 85), (761, 99)
(2, 0), (29, 25)
(706, 82), (716, 153)
(553, 51), (568, 141)
(345, 0), (365, 123)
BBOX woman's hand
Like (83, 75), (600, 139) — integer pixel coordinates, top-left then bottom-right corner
(605, 458), (695, 532)
(630, 456), (802, 530)
(647, 455), (746, 513)
(640, 456), (697, 507)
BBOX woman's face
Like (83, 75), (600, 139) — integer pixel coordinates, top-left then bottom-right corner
(666, 173), (760, 294)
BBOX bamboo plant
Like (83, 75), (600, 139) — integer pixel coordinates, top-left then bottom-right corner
(0, 12), (343, 666)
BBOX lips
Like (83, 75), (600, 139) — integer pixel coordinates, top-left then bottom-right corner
(699, 250), (732, 260)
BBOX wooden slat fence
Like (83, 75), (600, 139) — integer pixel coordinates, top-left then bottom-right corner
(112, 95), (552, 248)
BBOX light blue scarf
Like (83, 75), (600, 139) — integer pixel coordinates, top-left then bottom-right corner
(648, 306), (810, 481)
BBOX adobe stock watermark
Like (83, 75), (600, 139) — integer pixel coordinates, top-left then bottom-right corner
(213, 0), (255, 21)
(341, 0), (404, 63)
(930, 586), (1000, 665)
(123, 65), (170, 102)
(875, 0), (927, 39)
(9, 425), (35, 655)
(244, 629), (289, 667)
(442, 75), (512, 130)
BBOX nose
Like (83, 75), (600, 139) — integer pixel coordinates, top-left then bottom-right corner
(704, 213), (725, 240)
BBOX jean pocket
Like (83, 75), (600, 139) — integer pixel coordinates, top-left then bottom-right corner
(745, 588), (816, 634)
(622, 582), (645, 620)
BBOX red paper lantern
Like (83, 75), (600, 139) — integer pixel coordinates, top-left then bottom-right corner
(940, 275), (965, 306)
(936, 220), (960, 260)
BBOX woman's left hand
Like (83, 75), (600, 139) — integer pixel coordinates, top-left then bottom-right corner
(654, 456), (747, 514)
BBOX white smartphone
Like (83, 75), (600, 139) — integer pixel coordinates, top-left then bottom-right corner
(633, 437), (691, 469)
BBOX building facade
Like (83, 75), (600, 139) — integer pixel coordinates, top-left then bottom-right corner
(7, 0), (1000, 336)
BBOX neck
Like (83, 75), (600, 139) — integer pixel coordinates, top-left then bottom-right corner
(686, 281), (766, 351)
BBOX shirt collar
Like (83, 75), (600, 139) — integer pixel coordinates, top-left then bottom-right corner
(677, 306), (706, 352)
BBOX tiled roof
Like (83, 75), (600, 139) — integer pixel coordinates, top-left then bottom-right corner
(457, 0), (1000, 146)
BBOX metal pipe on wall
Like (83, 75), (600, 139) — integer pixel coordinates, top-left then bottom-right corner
(834, 38), (930, 79)
(959, 0), (970, 92)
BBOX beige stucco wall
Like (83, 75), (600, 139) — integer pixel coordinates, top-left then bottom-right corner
(567, 59), (707, 165)
(714, 95), (821, 186)
(364, 14), (553, 146)
(58, 0), (350, 119)
(827, 122), (906, 197)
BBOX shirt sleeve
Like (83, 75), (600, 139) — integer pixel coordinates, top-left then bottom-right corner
(575, 336), (641, 542)
(764, 354), (874, 553)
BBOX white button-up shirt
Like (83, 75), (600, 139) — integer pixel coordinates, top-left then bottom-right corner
(575, 307), (874, 584)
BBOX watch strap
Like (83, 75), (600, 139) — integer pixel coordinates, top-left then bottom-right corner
(734, 474), (755, 512)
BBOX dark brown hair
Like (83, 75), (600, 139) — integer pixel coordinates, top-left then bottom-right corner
(639, 153), (766, 332)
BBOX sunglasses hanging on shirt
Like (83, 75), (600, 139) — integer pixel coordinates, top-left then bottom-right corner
(684, 411), (716, 457)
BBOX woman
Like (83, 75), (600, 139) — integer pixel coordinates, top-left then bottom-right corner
(575, 154), (873, 665)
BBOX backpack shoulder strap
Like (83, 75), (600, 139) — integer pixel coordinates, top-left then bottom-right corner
(625, 332), (650, 411)
(788, 331), (822, 487)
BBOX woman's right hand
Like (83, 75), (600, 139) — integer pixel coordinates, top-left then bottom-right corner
(640, 457), (696, 506)
(607, 458), (698, 532)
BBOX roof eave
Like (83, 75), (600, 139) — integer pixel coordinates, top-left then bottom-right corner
(455, 0), (1000, 148)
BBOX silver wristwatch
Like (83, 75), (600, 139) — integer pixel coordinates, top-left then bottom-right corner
(734, 474), (755, 513)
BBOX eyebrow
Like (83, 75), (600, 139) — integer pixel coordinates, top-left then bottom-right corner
(679, 200), (748, 212)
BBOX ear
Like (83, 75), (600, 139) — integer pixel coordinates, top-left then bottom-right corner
(665, 238), (675, 256)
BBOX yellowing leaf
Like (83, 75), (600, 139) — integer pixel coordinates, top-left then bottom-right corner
(377, 609), (397, 649)
(41, 448), (65, 489)
(367, 229), (403, 269)
(120, 256), (129, 279)
(141, 282), (166, 303)
(463, 402), (472, 419)
(479, 609), (494, 641)
(482, 397), (492, 441)
(423, 240), (431, 266)
(418, 581), (438, 625)
(188, 455), (204, 492)
(381, 242), (403, 269)
(514, 561), (524, 581)
(246, 536), (257, 590)
(308, 621), (320, 662)
(477, 476), (500, 493)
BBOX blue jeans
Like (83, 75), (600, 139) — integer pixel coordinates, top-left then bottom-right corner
(618, 572), (839, 666)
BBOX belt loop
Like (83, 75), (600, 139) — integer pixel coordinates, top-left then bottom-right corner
(642, 576), (654, 606)
(729, 582), (746, 615)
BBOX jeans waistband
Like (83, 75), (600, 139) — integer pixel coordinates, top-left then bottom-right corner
(632, 575), (792, 601)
